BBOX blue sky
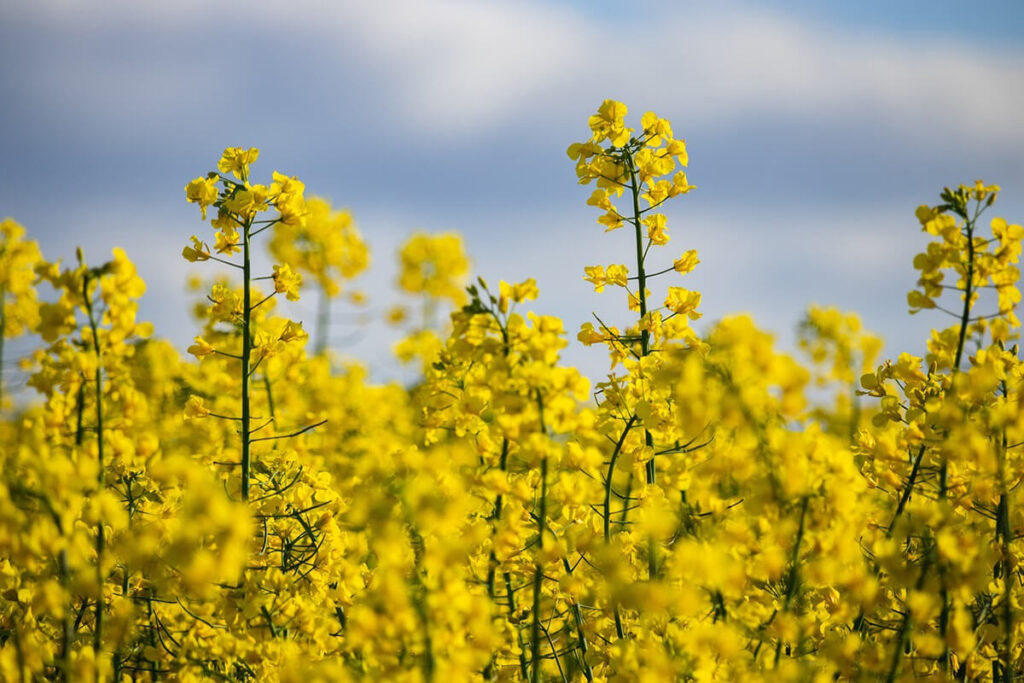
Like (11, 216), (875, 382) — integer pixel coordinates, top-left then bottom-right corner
(2, 0), (1022, 385)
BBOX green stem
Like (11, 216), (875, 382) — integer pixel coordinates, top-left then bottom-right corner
(407, 520), (435, 681)
(624, 149), (650, 361)
(505, 571), (529, 680)
(69, 378), (86, 671)
(559, 559), (593, 680)
(531, 389), (549, 683)
(74, 382), (86, 445)
(486, 438), (510, 599)
(241, 216), (253, 501)
(484, 312), (515, 675)
(604, 415), (638, 542)
(936, 215), (976, 669)
(952, 217), (975, 375)
(997, 380), (1014, 682)
(602, 417), (636, 641)
(998, 492), (1013, 682)
(620, 473), (634, 528)
(480, 306), (515, 680)
(58, 544), (72, 681)
(483, 438), (510, 681)
(774, 496), (809, 666)
(530, 456), (548, 683)
(886, 553), (934, 683)
(939, 212), (976, 503)
(262, 372), (276, 425)
(624, 148), (659, 580)
(82, 271), (105, 661)
(889, 444), (926, 536)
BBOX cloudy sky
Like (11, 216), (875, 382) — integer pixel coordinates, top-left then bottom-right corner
(2, 0), (1022, 385)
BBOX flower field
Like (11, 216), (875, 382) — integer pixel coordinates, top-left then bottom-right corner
(2, 100), (1023, 681)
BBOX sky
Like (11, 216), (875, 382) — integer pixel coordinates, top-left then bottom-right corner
(2, 0), (1023, 388)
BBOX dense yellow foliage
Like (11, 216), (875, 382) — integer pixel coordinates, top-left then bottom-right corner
(1, 102), (1023, 681)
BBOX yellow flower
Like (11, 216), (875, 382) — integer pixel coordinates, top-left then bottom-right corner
(185, 176), (219, 219)
(187, 336), (215, 359)
(667, 139), (689, 167)
(669, 170), (695, 196)
(598, 210), (624, 232)
(641, 111), (673, 146)
(628, 288), (650, 312)
(584, 265), (606, 292)
(664, 286), (702, 319)
(184, 395), (210, 419)
(270, 171), (304, 196)
(673, 249), (700, 274)
(36, 301), (76, 343)
(499, 278), (539, 307)
(965, 179), (1000, 202)
(273, 263), (303, 301)
(223, 184), (269, 219)
(907, 290), (935, 311)
(217, 146), (260, 179)
(386, 305), (408, 324)
(586, 189), (615, 211)
(643, 213), (669, 246)
(255, 336), (284, 361)
(280, 320), (308, 343)
(397, 232), (470, 305)
(214, 227), (241, 255)
(208, 283), (243, 322)
(605, 264), (629, 288)
(182, 235), (211, 262)
(577, 322), (605, 346)
(267, 196), (369, 301)
(271, 171), (306, 226)
(588, 99), (631, 146)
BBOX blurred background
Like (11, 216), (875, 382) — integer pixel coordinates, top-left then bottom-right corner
(2, 0), (1023, 386)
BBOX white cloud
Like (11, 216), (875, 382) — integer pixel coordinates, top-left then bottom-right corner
(666, 8), (1024, 146)
(305, 0), (588, 134)
(9, 0), (1023, 147)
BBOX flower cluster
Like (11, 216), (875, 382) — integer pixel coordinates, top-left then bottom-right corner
(391, 231), (471, 371)
(0, 218), (42, 408)
(268, 197), (369, 352)
(1, 107), (1024, 682)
